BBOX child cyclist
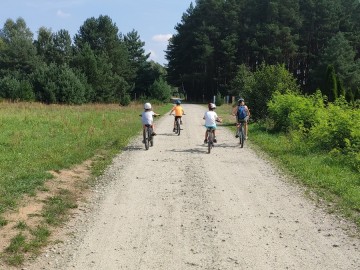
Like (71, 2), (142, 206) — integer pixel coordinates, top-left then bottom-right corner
(203, 103), (222, 143)
(169, 99), (185, 132)
(232, 98), (250, 139)
(141, 103), (160, 138)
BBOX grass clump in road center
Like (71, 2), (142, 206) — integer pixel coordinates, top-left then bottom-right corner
(216, 104), (360, 229)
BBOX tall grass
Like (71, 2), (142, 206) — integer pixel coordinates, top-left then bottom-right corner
(0, 102), (172, 222)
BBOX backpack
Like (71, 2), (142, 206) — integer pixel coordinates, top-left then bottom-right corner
(237, 105), (247, 120)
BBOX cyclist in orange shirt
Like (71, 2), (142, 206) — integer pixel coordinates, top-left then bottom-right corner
(169, 100), (185, 132)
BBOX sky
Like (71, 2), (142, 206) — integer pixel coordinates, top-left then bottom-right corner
(0, 0), (194, 65)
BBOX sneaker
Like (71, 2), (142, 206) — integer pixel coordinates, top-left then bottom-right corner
(204, 139), (207, 144)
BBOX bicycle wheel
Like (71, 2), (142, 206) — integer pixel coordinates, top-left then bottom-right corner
(144, 127), (149, 150)
(240, 125), (245, 148)
(207, 130), (213, 154)
(177, 119), (181, 136)
(150, 128), (154, 147)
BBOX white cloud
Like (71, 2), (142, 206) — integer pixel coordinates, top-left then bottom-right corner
(56, 10), (71, 18)
(152, 34), (172, 43)
(148, 50), (157, 60)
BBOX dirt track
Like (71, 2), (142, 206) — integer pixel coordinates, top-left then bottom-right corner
(25, 104), (359, 270)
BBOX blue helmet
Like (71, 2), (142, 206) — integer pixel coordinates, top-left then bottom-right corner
(175, 100), (181, 104)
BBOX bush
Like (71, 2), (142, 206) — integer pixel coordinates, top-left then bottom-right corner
(32, 63), (86, 104)
(120, 94), (131, 106)
(243, 63), (300, 120)
(149, 78), (172, 102)
(268, 91), (324, 132)
(267, 91), (360, 172)
(309, 103), (355, 150)
(0, 76), (35, 102)
(215, 93), (223, 106)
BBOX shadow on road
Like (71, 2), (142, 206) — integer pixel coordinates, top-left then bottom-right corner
(124, 145), (144, 151)
(167, 147), (206, 154)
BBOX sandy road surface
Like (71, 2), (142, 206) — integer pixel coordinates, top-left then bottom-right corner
(26, 104), (359, 270)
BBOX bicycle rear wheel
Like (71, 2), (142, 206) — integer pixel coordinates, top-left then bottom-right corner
(150, 128), (154, 147)
(207, 130), (213, 153)
(239, 125), (245, 148)
(177, 119), (181, 136)
(144, 128), (149, 150)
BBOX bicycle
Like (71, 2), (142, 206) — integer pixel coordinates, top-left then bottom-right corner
(171, 114), (185, 136)
(143, 124), (154, 150)
(236, 121), (246, 148)
(206, 127), (215, 153)
(175, 117), (181, 135)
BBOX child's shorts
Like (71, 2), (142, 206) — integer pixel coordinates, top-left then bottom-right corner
(205, 125), (217, 129)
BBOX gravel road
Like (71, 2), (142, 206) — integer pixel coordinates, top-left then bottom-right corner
(25, 104), (359, 270)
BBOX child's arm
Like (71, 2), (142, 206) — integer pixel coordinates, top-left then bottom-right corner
(232, 106), (238, 116)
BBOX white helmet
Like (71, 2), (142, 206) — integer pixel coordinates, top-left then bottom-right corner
(209, 103), (216, 109)
(144, 102), (151, 110)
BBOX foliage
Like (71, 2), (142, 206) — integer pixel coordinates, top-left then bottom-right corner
(0, 15), (157, 105)
(229, 64), (254, 97)
(215, 92), (223, 106)
(267, 91), (360, 172)
(148, 78), (172, 102)
(243, 64), (300, 120)
(166, 0), (360, 102)
(268, 91), (323, 132)
(314, 32), (360, 102)
(32, 63), (86, 104)
(0, 76), (35, 101)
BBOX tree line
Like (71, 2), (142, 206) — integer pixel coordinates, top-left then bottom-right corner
(0, 15), (171, 104)
(166, 0), (360, 103)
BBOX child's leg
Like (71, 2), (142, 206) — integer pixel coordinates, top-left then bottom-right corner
(151, 124), (156, 135)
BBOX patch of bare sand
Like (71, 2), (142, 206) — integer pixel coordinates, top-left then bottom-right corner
(0, 160), (93, 264)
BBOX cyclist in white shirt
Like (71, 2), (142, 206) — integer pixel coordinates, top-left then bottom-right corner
(203, 103), (222, 143)
(141, 102), (160, 136)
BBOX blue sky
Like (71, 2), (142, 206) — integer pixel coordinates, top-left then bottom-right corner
(0, 0), (194, 65)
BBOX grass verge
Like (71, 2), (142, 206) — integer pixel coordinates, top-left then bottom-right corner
(216, 104), (360, 229)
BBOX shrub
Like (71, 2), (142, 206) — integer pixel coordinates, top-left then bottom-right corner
(267, 91), (323, 132)
(215, 93), (223, 106)
(149, 78), (172, 102)
(267, 90), (360, 172)
(243, 63), (300, 120)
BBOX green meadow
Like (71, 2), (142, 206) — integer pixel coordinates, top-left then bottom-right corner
(0, 102), (171, 226)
